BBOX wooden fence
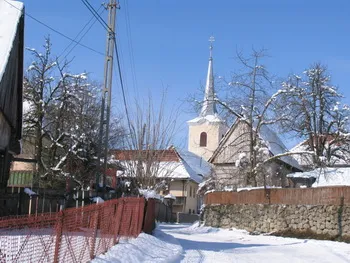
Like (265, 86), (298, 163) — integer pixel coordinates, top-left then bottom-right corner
(0, 187), (97, 217)
(205, 186), (350, 206)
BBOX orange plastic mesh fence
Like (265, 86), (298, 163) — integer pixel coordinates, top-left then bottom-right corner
(0, 197), (146, 263)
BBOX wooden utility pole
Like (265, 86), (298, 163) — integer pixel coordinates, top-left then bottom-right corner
(96, 0), (118, 193)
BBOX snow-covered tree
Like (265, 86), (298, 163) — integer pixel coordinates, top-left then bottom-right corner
(23, 37), (125, 189)
(277, 63), (350, 167)
(215, 50), (284, 186)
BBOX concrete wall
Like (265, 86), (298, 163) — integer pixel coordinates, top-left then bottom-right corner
(184, 180), (199, 214)
(168, 180), (200, 214)
(169, 180), (185, 197)
(188, 121), (227, 161)
(203, 204), (350, 237)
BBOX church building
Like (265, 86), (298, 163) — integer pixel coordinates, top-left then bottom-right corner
(187, 37), (302, 189)
(187, 37), (229, 161)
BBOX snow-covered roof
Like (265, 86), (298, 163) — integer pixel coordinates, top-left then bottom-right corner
(289, 141), (314, 167)
(290, 138), (350, 167)
(176, 149), (212, 177)
(258, 124), (302, 170)
(164, 193), (176, 200)
(111, 149), (206, 184)
(287, 167), (350, 187)
(187, 114), (225, 125)
(0, 0), (23, 81)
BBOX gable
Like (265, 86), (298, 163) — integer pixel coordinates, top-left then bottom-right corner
(210, 119), (301, 170)
(210, 120), (251, 164)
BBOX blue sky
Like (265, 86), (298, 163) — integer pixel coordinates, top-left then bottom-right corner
(21, 0), (350, 149)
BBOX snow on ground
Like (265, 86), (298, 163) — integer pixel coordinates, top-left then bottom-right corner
(91, 229), (182, 263)
(92, 222), (350, 263)
(287, 167), (350, 187)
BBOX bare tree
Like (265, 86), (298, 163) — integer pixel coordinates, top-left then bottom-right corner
(113, 93), (180, 191)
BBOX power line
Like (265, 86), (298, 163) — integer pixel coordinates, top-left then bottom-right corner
(122, 0), (138, 95)
(3, 0), (104, 56)
(58, 5), (105, 60)
(114, 40), (133, 136)
(80, 0), (110, 31)
(80, 0), (133, 137)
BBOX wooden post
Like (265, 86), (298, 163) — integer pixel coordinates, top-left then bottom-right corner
(53, 210), (64, 263)
(35, 195), (39, 217)
(28, 196), (32, 216)
(90, 206), (100, 259)
(113, 199), (124, 245)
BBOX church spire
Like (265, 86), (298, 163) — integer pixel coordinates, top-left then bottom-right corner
(200, 36), (217, 117)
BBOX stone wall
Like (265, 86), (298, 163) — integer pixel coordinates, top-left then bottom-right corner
(203, 204), (350, 237)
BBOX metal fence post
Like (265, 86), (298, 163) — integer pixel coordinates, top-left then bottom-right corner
(53, 210), (64, 263)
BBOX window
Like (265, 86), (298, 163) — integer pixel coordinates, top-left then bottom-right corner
(189, 186), (192, 197)
(200, 132), (207, 147)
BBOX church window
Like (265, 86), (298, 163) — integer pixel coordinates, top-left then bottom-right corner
(200, 132), (207, 147)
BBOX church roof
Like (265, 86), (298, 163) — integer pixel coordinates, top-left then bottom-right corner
(209, 119), (302, 170)
(188, 36), (224, 124)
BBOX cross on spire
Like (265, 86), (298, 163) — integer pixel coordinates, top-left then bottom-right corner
(209, 36), (215, 58)
(200, 36), (217, 117)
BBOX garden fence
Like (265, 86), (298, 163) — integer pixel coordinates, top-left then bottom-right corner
(0, 197), (146, 263)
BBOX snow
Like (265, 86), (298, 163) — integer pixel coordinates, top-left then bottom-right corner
(118, 158), (204, 184)
(187, 114), (224, 124)
(290, 139), (350, 167)
(258, 124), (302, 170)
(91, 196), (105, 203)
(24, 188), (37, 196)
(91, 229), (182, 263)
(287, 167), (350, 187)
(237, 186), (281, 192)
(176, 149), (212, 178)
(289, 141), (315, 167)
(139, 189), (162, 200)
(164, 193), (176, 200)
(93, 223), (350, 263)
(0, 0), (23, 81)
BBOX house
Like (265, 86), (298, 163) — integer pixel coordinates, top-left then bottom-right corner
(207, 119), (302, 188)
(287, 167), (350, 188)
(110, 148), (212, 215)
(0, 0), (24, 189)
(186, 38), (301, 189)
(290, 135), (350, 171)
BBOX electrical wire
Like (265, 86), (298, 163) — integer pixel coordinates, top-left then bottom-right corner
(58, 5), (105, 60)
(80, 0), (133, 136)
(80, 0), (110, 31)
(122, 0), (138, 95)
(114, 40), (133, 136)
(3, 0), (104, 56)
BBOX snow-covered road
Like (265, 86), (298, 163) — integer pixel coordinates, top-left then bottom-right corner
(160, 223), (350, 263)
(92, 223), (350, 263)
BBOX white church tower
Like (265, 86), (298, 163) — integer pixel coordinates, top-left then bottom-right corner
(187, 37), (228, 161)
